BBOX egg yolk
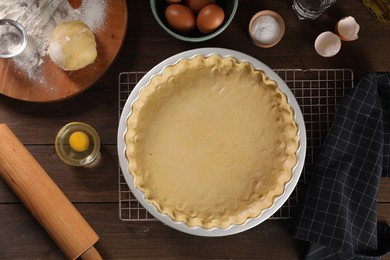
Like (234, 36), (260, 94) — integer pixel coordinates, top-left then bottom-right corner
(69, 131), (90, 152)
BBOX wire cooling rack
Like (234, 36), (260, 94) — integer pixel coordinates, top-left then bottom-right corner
(118, 69), (354, 221)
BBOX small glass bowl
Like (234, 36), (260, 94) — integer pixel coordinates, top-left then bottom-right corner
(55, 122), (100, 166)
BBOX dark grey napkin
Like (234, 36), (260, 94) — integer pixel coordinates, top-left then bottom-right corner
(294, 73), (390, 259)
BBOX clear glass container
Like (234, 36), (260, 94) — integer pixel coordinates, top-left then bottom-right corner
(292, 0), (336, 20)
(55, 122), (100, 166)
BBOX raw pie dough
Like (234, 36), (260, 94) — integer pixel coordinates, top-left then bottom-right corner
(48, 21), (97, 71)
(125, 55), (299, 229)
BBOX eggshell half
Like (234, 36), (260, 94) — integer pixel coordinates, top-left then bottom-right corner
(336, 16), (360, 41)
(314, 31), (341, 57)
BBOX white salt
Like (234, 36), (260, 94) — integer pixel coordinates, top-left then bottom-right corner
(251, 15), (280, 45)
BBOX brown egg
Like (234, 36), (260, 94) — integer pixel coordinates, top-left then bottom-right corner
(166, 0), (182, 3)
(185, 0), (216, 13)
(197, 4), (225, 34)
(165, 4), (196, 33)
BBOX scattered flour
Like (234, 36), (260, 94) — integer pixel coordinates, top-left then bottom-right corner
(0, 22), (24, 56)
(0, 0), (108, 83)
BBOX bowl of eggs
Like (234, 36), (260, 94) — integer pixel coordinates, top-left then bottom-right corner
(150, 0), (238, 42)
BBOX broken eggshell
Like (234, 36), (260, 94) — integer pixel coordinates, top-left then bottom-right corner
(314, 31), (342, 57)
(335, 16), (360, 41)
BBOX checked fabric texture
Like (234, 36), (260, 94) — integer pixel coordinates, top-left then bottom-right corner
(294, 73), (390, 259)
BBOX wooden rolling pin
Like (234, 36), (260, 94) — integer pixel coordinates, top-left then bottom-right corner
(0, 124), (102, 260)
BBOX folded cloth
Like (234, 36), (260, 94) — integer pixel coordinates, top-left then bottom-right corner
(294, 73), (390, 259)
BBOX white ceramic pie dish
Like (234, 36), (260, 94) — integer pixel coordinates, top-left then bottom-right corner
(117, 48), (307, 237)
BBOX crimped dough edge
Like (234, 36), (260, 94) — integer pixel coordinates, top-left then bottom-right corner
(125, 54), (299, 229)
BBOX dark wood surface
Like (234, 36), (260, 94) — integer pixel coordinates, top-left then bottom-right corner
(1, 0), (389, 259)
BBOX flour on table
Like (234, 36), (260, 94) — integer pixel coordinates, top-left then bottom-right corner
(0, 0), (108, 83)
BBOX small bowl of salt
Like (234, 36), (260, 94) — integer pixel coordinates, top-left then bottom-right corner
(249, 10), (285, 48)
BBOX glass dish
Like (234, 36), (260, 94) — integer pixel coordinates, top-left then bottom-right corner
(55, 122), (100, 166)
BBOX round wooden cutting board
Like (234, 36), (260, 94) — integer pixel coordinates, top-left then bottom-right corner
(0, 0), (127, 102)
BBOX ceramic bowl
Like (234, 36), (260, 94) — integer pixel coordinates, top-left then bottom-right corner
(150, 0), (238, 42)
(249, 10), (285, 48)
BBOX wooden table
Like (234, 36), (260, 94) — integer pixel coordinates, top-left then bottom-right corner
(0, 0), (389, 259)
